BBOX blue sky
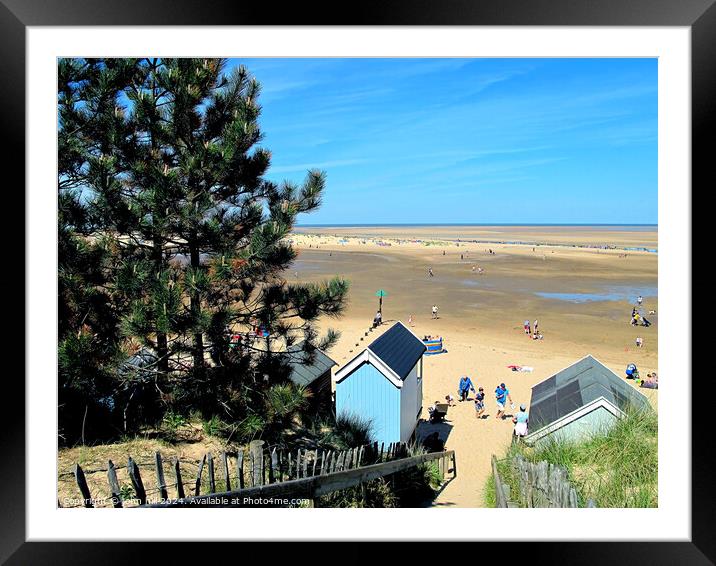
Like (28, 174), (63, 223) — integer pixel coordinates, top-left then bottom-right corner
(229, 58), (657, 225)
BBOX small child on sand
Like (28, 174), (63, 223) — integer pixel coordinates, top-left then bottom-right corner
(474, 387), (486, 419)
(445, 394), (456, 407)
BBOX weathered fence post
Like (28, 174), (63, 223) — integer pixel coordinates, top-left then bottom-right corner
(302, 449), (309, 478)
(207, 452), (216, 494)
(312, 450), (320, 477)
(223, 451), (231, 492)
(491, 455), (507, 508)
(264, 450), (270, 484)
(107, 460), (122, 508)
(344, 449), (351, 470)
(237, 450), (245, 489)
(249, 440), (265, 487)
(173, 457), (185, 499)
(127, 457), (147, 505)
(269, 448), (278, 484)
(155, 452), (168, 502)
(195, 454), (206, 496)
(74, 464), (93, 508)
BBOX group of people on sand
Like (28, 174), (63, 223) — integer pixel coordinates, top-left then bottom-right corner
(625, 363), (658, 389)
(630, 295), (653, 349)
(523, 319), (543, 340)
(426, 376), (530, 438)
(630, 307), (651, 327)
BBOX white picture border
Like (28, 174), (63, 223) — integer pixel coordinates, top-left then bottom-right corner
(27, 26), (691, 541)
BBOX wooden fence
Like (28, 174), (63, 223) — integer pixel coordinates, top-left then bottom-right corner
(144, 449), (456, 507)
(491, 454), (595, 508)
(68, 440), (455, 508)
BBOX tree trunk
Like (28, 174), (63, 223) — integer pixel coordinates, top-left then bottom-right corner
(190, 239), (204, 376)
(153, 233), (170, 376)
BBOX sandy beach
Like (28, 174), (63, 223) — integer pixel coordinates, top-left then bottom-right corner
(287, 225), (658, 507)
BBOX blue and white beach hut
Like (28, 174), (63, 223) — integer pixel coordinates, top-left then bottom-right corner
(333, 322), (426, 445)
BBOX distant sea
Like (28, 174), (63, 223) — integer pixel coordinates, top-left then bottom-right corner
(295, 223), (657, 231)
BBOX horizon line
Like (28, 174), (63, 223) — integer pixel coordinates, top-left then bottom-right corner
(294, 222), (658, 227)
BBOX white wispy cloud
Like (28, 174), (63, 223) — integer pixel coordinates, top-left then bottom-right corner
(268, 158), (369, 174)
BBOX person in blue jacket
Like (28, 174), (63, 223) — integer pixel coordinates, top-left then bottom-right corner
(458, 375), (476, 402)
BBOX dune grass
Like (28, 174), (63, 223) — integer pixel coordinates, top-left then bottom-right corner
(482, 473), (497, 508)
(487, 408), (658, 508)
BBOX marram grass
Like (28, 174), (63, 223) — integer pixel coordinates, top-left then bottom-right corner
(488, 408), (657, 508)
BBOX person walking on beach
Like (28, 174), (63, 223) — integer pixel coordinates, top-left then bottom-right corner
(512, 404), (529, 440)
(533, 319), (539, 334)
(428, 267), (434, 277)
(495, 383), (514, 419)
(474, 387), (486, 419)
(637, 295), (643, 306)
(524, 320), (531, 335)
(408, 314), (414, 327)
(636, 336), (643, 348)
(432, 305), (439, 319)
(458, 375), (476, 402)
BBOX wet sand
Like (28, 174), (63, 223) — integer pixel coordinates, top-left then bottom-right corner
(288, 226), (658, 507)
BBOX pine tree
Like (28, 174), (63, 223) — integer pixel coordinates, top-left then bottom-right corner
(58, 58), (349, 435)
(57, 58), (139, 442)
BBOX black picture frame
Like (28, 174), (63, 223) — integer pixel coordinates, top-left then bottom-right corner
(4, 0), (708, 563)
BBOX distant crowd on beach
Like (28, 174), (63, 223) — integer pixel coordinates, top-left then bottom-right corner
(523, 319), (544, 340)
(629, 294), (654, 349)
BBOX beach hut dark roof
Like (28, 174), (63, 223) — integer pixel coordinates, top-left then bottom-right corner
(528, 355), (649, 433)
(284, 342), (337, 387)
(367, 322), (426, 380)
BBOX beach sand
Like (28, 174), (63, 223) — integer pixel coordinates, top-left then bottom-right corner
(288, 226), (658, 507)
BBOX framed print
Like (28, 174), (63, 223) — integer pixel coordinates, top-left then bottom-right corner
(5, 0), (711, 562)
